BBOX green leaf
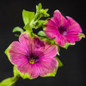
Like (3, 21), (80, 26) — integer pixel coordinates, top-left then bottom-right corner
(0, 76), (18, 86)
(12, 27), (24, 37)
(22, 9), (35, 25)
(55, 57), (63, 67)
(38, 31), (46, 36)
(12, 27), (24, 34)
(23, 24), (31, 30)
(13, 66), (33, 80)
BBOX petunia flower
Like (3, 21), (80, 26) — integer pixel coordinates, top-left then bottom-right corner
(44, 10), (85, 48)
(5, 32), (58, 79)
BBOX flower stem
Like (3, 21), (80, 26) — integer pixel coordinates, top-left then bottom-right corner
(30, 12), (42, 29)
(0, 74), (19, 86)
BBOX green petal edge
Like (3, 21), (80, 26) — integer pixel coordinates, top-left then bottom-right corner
(55, 57), (63, 67)
(43, 66), (58, 77)
(63, 33), (85, 49)
(78, 33), (85, 39)
(13, 66), (33, 80)
(5, 44), (12, 63)
(63, 43), (75, 49)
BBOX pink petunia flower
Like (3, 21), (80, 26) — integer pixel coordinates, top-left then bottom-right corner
(44, 10), (85, 48)
(6, 32), (58, 79)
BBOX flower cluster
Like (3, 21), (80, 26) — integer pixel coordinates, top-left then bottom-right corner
(0, 3), (85, 86)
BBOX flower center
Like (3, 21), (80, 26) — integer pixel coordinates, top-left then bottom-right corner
(29, 58), (35, 64)
(27, 53), (40, 64)
(58, 26), (67, 35)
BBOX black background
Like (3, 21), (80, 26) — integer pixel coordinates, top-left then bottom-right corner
(0, 0), (86, 86)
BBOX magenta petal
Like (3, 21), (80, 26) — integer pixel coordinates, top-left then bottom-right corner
(39, 57), (58, 76)
(44, 26), (67, 47)
(53, 10), (67, 27)
(40, 45), (57, 58)
(17, 62), (29, 74)
(55, 35), (66, 47)
(10, 41), (27, 55)
(27, 57), (58, 77)
(27, 64), (40, 78)
(10, 52), (28, 66)
(65, 16), (82, 33)
(45, 18), (57, 28)
(44, 26), (58, 39)
(19, 33), (31, 53)
(31, 37), (45, 56)
(65, 34), (80, 43)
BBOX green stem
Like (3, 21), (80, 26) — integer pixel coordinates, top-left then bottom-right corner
(30, 12), (42, 29)
(14, 74), (20, 81)
(11, 74), (20, 86)
(0, 74), (19, 86)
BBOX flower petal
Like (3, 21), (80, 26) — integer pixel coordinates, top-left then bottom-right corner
(65, 16), (82, 33)
(27, 58), (58, 78)
(55, 33), (67, 47)
(27, 63), (40, 78)
(53, 10), (67, 27)
(65, 34), (81, 43)
(44, 26), (67, 47)
(39, 45), (57, 58)
(9, 41), (27, 55)
(39, 57), (58, 76)
(9, 52), (28, 66)
(14, 66), (32, 79)
(17, 61), (29, 74)
(45, 18), (57, 28)
(31, 37), (45, 56)
(19, 32), (31, 53)
(44, 26), (58, 39)
(27, 57), (58, 78)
